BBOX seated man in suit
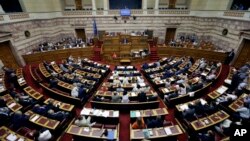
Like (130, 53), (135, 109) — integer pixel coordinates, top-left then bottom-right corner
(182, 104), (196, 120)
(49, 77), (58, 88)
(74, 116), (96, 127)
(146, 115), (164, 128)
(11, 111), (30, 130)
(0, 107), (10, 116)
(0, 98), (6, 107)
(47, 109), (69, 121)
(137, 92), (147, 102)
(111, 92), (121, 103)
(32, 104), (51, 115)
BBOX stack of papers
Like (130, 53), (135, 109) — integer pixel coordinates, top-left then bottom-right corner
(179, 104), (189, 111)
(80, 108), (91, 115)
(200, 99), (207, 105)
(164, 127), (172, 135)
(8, 102), (16, 108)
(216, 86), (228, 94)
(6, 134), (17, 141)
(102, 111), (109, 117)
(31, 115), (40, 122)
(113, 111), (119, 117)
(224, 79), (232, 84)
(131, 92), (136, 97)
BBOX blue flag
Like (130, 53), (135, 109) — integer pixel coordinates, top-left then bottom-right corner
(93, 18), (98, 37)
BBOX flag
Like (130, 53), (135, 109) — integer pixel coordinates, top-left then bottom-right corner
(93, 18), (98, 37)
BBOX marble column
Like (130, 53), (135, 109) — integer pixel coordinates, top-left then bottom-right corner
(91, 0), (96, 15)
(154, 0), (159, 14)
(142, 0), (147, 14)
(103, 0), (109, 15)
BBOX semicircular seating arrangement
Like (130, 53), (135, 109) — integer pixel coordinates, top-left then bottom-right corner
(0, 55), (249, 141)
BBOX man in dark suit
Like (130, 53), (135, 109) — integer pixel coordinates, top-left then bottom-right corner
(224, 49), (235, 65)
(138, 92), (147, 102)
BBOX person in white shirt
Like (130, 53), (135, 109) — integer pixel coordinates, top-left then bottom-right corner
(123, 77), (129, 84)
(71, 85), (79, 98)
(74, 116), (96, 127)
(178, 84), (186, 95)
(113, 78), (121, 85)
(132, 85), (139, 92)
(35, 129), (52, 141)
(121, 92), (130, 103)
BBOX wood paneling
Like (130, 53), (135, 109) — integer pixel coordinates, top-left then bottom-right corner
(157, 46), (226, 62)
(75, 29), (86, 42)
(22, 48), (93, 65)
(75, 0), (82, 10)
(0, 41), (19, 69)
(234, 39), (250, 68)
(165, 28), (176, 44)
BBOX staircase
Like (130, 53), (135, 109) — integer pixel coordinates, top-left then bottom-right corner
(150, 47), (160, 61)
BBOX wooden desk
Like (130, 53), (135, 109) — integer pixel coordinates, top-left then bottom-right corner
(120, 59), (131, 65)
(16, 68), (27, 87)
(80, 107), (119, 118)
(175, 98), (207, 112)
(51, 62), (63, 74)
(130, 108), (168, 118)
(95, 90), (155, 98)
(26, 110), (60, 130)
(208, 85), (228, 99)
(39, 63), (51, 78)
(130, 125), (182, 140)
(66, 124), (118, 140)
(44, 98), (75, 112)
(190, 110), (229, 131)
(0, 94), (23, 112)
(24, 86), (44, 100)
(228, 93), (247, 112)
(0, 126), (32, 141)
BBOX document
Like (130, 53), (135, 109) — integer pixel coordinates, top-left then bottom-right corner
(102, 111), (109, 117)
(80, 108), (91, 115)
(17, 138), (24, 141)
(179, 104), (189, 111)
(113, 111), (119, 117)
(135, 111), (141, 117)
(164, 127), (172, 135)
(8, 102), (16, 108)
(31, 115), (40, 122)
(6, 133), (17, 141)
(200, 99), (207, 105)
(83, 127), (90, 132)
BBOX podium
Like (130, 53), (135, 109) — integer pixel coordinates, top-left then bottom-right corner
(120, 59), (131, 65)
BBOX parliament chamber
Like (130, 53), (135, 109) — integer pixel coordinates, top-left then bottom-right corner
(0, 0), (250, 141)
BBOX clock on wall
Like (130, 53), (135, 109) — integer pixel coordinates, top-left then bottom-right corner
(222, 28), (228, 36)
(24, 30), (31, 38)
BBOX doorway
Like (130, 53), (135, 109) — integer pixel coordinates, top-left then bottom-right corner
(75, 28), (86, 42)
(165, 28), (176, 44)
(234, 39), (250, 68)
(0, 41), (19, 69)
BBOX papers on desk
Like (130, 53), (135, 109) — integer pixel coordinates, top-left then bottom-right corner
(18, 138), (24, 141)
(6, 133), (17, 141)
(102, 111), (109, 118)
(164, 127), (172, 135)
(8, 102), (16, 108)
(131, 111), (140, 117)
(127, 66), (133, 69)
(81, 108), (91, 115)
(113, 111), (119, 117)
(31, 115), (40, 122)
(139, 83), (146, 87)
(224, 79), (232, 85)
(18, 78), (25, 83)
(200, 99), (207, 105)
(216, 86), (228, 94)
(131, 92), (136, 97)
(83, 127), (90, 132)
(169, 77), (175, 82)
(179, 104), (189, 111)
(93, 109), (102, 116)
(162, 88), (169, 93)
